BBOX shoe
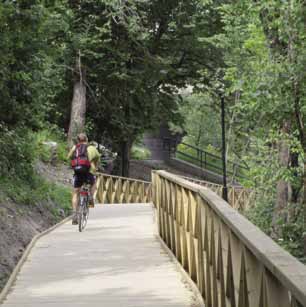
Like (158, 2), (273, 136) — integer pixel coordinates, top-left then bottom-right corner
(72, 213), (78, 225)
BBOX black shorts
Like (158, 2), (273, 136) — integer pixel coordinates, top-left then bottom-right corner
(73, 173), (96, 188)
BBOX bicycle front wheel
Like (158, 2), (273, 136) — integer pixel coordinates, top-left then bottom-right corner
(78, 198), (89, 232)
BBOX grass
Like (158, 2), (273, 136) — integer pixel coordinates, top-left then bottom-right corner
(0, 175), (71, 217)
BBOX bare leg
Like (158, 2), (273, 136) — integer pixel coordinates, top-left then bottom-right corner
(90, 182), (97, 200)
(72, 188), (81, 212)
(89, 182), (97, 207)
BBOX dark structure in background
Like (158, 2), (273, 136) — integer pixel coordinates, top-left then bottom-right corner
(143, 124), (184, 160)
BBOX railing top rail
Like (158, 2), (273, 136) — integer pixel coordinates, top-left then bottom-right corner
(180, 175), (223, 187)
(155, 170), (306, 305)
(97, 172), (151, 185)
(180, 142), (220, 159)
(180, 175), (251, 191)
(179, 142), (249, 170)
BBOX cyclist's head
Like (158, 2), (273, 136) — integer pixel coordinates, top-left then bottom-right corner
(77, 133), (88, 143)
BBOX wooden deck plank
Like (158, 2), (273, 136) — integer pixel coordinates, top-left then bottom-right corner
(1, 204), (201, 307)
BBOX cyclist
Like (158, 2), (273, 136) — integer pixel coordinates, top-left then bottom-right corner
(68, 133), (101, 225)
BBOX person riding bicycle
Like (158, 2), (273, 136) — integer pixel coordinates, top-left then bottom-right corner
(68, 133), (101, 225)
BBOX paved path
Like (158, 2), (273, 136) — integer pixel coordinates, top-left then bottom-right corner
(1, 204), (201, 307)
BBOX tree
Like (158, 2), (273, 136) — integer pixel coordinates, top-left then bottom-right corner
(60, 0), (220, 175)
(171, 93), (222, 150)
(202, 0), (306, 255)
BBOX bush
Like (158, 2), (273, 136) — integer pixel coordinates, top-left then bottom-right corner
(131, 145), (151, 160)
(245, 200), (305, 261)
(245, 199), (274, 235)
(0, 175), (71, 215)
(0, 175), (71, 206)
(0, 123), (36, 181)
(0, 123), (68, 180)
(33, 126), (68, 163)
(0, 123), (71, 216)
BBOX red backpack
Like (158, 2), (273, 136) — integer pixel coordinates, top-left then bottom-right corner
(71, 143), (91, 174)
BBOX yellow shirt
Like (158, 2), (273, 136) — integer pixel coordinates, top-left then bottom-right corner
(68, 143), (101, 175)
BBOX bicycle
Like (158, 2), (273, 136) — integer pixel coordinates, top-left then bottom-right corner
(78, 184), (90, 232)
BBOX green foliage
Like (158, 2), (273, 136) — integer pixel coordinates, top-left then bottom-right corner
(0, 175), (71, 216)
(0, 123), (70, 218)
(245, 199), (274, 235)
(208, 0), (306, 259)
(63, 0), (218, 148)
(176, 142), (247, 181)
(0, 2), (70, 130)
(47, 183), (71, 217)
(171, 93), (222, 150)
(0, 123), (68, 182)
(177, 143), (217, 170)
(279, 206), (305, 260)
(0, 124), (36, 180)
(33, 126), (68, 163)
(0, 0), (222, 162)
(131, 145), (151, 160)
(246, 201), (305, 260)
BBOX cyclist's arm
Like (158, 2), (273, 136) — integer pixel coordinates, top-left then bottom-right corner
(95, 149), (101, 164)
(91, 149), (101, 165)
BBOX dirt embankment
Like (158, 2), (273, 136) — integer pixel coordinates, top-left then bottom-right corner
(0, 162), (73, 291)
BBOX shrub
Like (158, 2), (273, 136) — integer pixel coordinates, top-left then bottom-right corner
(33, 125), (68, 163)
(0, 175), (71, 215)
(131, 145), (151, 160)
(0, 123), (68, 181)
(0, 123), (71, 216)
(0, 123), (36, 181)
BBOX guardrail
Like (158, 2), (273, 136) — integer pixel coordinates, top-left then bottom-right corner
(163, 139), (249, 181)
(181, 176), (255, 211)
(152, 170), (306, 307)
(95, 173), (152, 204)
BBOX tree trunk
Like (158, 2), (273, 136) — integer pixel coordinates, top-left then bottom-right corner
(67, 52), (86, 146)
(272, 121), (291, 239)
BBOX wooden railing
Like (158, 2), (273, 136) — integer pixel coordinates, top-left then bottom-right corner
(181, 176), (255, 211)
(153, 170), (306, 307)
(95, 173), (152, 204)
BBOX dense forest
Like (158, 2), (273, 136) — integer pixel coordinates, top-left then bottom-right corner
(0, 1), (305, 259)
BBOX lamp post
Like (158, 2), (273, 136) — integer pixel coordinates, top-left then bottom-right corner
(221, 95), (228, 202)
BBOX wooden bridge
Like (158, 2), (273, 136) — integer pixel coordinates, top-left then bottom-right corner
(1, 171), (306, 307)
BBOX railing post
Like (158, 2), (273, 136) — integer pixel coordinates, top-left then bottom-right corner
(200, 150), (203, 169)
